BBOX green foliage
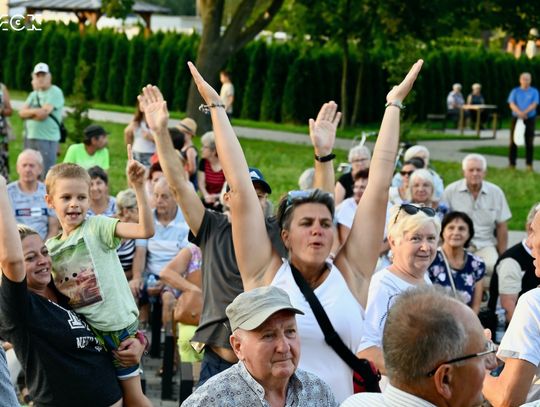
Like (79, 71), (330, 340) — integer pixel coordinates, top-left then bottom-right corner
(92, 31), (115, 101)
(241, 41), (267, 120)
(61, 33), (81, 95)
(76, 33), (99, 98)
(140, 41), (160, 88)
(171, 35), (198, 112)
(123, 34), (146, 106)
(106, 35), (130, 104)
(66, 60), (92, 143)
(260, 44), (294, 122)
(158, 35), (180, 104)
(3, 32), (22, 88)
(16, 31), (40, 91)
(48, 28), (68, 89)
(101, 0), (135, 19)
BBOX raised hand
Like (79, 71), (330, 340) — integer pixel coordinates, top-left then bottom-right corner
(126, 144), (146, 188)
(187, 62), (223, 106)
(386, 59), (424, 104)
(137, 85), (169, 132)
(309, 101), (341, 156)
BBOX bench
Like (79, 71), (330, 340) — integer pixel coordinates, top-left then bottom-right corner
(426, 113), (447, 130)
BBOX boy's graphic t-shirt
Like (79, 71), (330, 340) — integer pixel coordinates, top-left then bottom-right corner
(46, 215), (138, 331)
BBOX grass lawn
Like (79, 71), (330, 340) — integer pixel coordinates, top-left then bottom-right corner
(462, 145), (540, 161)
(6, 114), (537, 230)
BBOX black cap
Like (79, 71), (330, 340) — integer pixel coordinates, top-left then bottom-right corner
(84, 124), (107, 140)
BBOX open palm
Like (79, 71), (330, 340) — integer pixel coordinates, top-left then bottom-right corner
(309, 101), (341, 155)
(138, 85), (169, 131)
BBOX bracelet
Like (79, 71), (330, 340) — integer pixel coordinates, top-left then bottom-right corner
(385, 100), (405, 110)
(199, 103), (225, 114)
(314, 152), (336, 162)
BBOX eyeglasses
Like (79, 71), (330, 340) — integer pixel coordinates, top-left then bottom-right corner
(426, 341), (497, 377)
(393, 203), (436, 224)
(400, 170), (414, 176)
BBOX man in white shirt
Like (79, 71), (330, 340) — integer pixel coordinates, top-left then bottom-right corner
(343, 286), (497, 407)
(443, 153), (511, 288)
(219, 70), (234, 118)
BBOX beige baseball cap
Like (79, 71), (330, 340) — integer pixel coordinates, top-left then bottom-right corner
(226, 286), (304, 332)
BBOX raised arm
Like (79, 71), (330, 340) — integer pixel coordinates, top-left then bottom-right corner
(188, 62), (278, 290)
(159, 248), (201, 293)
(115, 145), (154, 239)
(138, 86), (205, 236)
(335, 60), (424, 307)
(0, 176), (25, 282)
(310, 101), (341, 194)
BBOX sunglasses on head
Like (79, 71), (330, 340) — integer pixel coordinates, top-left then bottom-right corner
(393, 203), (436, 224)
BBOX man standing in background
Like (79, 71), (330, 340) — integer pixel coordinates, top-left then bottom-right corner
(508, 72), (539, 171)
(18, 62), (65, 176)
(219, 70), (234, 120)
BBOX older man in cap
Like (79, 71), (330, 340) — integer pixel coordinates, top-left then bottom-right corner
(342, 286), (497, 407)
(19, 62), (65, 175)
(63, 124), (110, 170)
(183, 286), (337, 406)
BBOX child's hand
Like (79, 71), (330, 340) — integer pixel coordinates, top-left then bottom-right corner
(126, 144), (146, 188)
(138, 85), (169, 132)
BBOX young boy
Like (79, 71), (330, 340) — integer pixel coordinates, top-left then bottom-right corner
(45, 146), (154, 407)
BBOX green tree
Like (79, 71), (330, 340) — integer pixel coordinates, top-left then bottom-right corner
(106, 35), (130, 104)
(186, 0), (286, 132)
(93, 31), (116, 101)
(123, 34), (146, 105)
(62, 33), (81, 95)
(101, 0), (135, 19)
(66, 60), (92, 143)
(240, 41), (267, 120)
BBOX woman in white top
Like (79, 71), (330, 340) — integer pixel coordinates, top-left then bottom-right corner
(124, 100), (154, 167)
(357, 203), (440, 375)
(182, 60), (424, 402)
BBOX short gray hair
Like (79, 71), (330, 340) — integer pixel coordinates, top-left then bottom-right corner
(526, 202), (540, 227)
(201, 131), (216, 151)
(348, 145), (371, 163)
(387, 204), (441, 245)
(403, 145), (430, 164)
(408, 169), (436, 202)
(383, 286), (468, 383)
(462, 154), (487, 171)
(116, 189), (137, 214)
(17, 149), (44, 168)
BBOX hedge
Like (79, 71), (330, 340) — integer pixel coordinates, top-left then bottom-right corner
(2, 22), (539, 126)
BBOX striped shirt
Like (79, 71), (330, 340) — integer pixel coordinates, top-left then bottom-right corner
(117, 238), (136, 273)
(341, 383), (437, 406)
(198, 158), (225, 194)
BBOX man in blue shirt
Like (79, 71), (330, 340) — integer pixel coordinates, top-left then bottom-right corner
(508, 72), (539, 171)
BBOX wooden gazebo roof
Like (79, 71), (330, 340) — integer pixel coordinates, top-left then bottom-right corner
(9, 0), (169, 34)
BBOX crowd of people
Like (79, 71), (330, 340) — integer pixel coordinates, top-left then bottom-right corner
(0, 58), (539, 407)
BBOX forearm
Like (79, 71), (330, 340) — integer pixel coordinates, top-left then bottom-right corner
(471, 282), (484, 314)
(509, 102), (522, 115)
(313, 158), (334, 194)
(160, 267), (200, 292)
(496, 223), (508, 254)
(500, 294), (518, 322)
(0, 183), (25, 281)
(133, 184), (154, 238)
(523, 103), (538, 115)
(18, 107), (37, 119)
(131, 247), (146, 280)
(124, 126), (134, 145)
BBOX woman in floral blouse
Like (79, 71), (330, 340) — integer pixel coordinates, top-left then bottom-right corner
(428, 211), (485, 313)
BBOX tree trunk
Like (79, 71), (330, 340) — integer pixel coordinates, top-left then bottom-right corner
(351, 58), (364, 126)
(186, 0), (285, 134)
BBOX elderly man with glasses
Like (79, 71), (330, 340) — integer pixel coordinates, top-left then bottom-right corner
(343, 285), (497, 406)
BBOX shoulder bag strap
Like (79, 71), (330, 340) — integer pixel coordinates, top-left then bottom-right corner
(289, 262), (380, 392)
(438, 248), (458, 299)
(35, 94), (62, 128)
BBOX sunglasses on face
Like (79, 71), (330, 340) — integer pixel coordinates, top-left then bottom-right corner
(400, 170), (414, 177)
(393, 203), (436, 224)
(426, 341), (497, 377)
